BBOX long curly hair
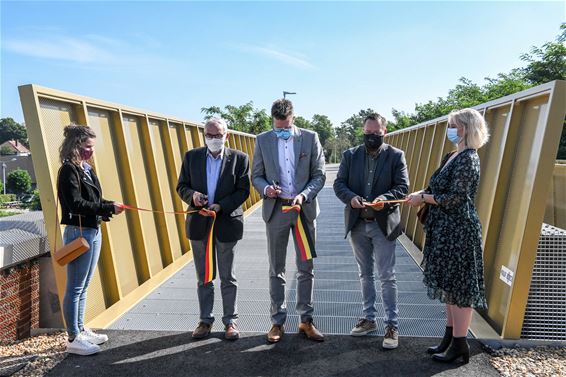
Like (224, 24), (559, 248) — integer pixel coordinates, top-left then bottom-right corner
(59, 123), (96, 165)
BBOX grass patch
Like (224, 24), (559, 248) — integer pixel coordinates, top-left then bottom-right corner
(0, 209), (18, 217)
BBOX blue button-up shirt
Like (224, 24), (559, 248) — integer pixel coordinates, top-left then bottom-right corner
(206, 149), (223, 205)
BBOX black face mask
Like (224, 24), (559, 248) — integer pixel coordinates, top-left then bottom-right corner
(364, 134), (384, 151)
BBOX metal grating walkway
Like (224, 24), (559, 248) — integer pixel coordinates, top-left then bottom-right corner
(109, 187), (450, 337)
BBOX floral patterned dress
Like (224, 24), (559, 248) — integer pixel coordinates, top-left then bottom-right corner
(422, 148), (488, 309)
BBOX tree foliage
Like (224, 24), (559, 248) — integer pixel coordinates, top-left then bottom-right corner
(0, 118), (28, 146)
(201, 102), (271, 135)
(6, 169), (32, 195)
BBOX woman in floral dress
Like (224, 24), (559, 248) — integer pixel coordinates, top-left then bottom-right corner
(407, 108), (489, 364)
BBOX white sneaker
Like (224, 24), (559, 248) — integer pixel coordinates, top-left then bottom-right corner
(382, 326), (399, 349)
(66, 334), (101, 355)
(350, 318), (378, 336)
(81, 327), (109, 345)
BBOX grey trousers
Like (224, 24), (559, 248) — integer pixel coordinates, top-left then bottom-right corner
(190, 238), (238, 326)
(349, 220), (399, 329)
(266, 200), (315, 325)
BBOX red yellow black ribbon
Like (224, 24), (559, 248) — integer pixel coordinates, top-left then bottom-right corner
(117, 204), (217, 283)
(281, 205), (316, 261)
(203, 210), (217, 283)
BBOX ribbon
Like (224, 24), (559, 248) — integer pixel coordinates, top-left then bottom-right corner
(281, 205), (317, 261)
(117, 203), (199, 215)
(203, 210), (217, 283)
(118, 203), (218, 283)
(363, 198), (408, 207)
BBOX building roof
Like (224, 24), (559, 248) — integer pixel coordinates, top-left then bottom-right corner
(1, 140), (30, 154)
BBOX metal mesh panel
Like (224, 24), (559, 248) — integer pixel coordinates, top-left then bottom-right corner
(0, 212), (50, 269)
(521, 223), (566, 341)
(110, 188), (455, 337)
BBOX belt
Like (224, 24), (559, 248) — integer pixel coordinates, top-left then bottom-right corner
(361, 217), (377, 222)
(278, 198), (295, 206)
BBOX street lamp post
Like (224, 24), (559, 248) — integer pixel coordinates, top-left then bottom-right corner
(2, 158), (17, 195)
(283, 91), (296, 99)
(2, 162), (6, 195)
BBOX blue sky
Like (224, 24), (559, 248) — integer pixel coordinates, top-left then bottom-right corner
(1, 1), (564, 127)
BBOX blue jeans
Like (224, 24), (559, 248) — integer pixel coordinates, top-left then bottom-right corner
(349, 221), (399, 329)
(62, 225), (102, 337)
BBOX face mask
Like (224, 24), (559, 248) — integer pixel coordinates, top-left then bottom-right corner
(79, 148), (93, 161)
(274, 127), (292, 140)
(446, 128), (461, 144)
(205, 136), (226, 153)
(364, 134), (384, 151)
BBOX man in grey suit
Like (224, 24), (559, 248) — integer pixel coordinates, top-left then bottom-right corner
(252, 99), (326, 343)
(333, 113), (409, 350)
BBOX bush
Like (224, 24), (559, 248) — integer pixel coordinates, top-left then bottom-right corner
(6, 169), (31, 195)
(30, 189), (42, 210)
(0, 193), (17, 203)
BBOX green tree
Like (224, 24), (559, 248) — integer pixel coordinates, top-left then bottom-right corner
(293, 116), (311, 130)
(30, 189), (42, 210)
(310, 115), (334, 147)
(0, 118), (28, 146)
(520, 23), (566, 85)
(6, 169), (31, 196)
(0, 145), (16, 155)
(201, 102), (271, 135)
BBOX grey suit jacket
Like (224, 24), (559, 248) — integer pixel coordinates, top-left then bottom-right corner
(252, 127), (326, 223)
(333, 144), (409, 240)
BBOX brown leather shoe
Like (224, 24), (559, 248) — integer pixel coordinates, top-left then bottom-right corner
(225, 323), (240, 340)
(299, 321), (324, 342)
(192, 322), (211, 339)
(267, 325), (284, 343)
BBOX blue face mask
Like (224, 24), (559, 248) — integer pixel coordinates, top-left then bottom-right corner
(446, 128), (461, 144)
(274, 127), (292, 140)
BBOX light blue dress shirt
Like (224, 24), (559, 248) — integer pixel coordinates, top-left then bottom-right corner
(206, 149), (223, 205)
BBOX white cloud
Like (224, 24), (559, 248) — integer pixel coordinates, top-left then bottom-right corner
(3, 36), (116, 64)
(238, 44), (315, 70)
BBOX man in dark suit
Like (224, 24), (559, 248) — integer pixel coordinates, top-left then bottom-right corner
(177, 118), (250, 341)
(333, 113), (409, 350)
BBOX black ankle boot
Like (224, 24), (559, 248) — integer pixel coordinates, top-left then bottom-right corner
(427, 326), (453, 354)
(432, 337), (470, 364)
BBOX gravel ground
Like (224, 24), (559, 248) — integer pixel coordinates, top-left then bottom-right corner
(0, 332), (67, 377)
(489, 346), (566, 377)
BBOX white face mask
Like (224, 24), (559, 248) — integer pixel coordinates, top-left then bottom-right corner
(205, 135), (226, 153)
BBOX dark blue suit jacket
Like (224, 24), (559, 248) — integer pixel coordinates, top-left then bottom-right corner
(176, 147), (250, 242)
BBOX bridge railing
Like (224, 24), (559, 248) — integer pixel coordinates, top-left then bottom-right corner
(19, 84), (261, 328)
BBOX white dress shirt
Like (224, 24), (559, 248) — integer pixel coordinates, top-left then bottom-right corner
(277, 134), (296, 199)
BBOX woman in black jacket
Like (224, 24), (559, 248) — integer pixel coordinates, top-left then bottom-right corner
(57, 124), (124, 355)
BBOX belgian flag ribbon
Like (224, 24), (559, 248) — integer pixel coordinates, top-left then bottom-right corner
(203, 210), (217, 284)
(281, 205), (317, 261)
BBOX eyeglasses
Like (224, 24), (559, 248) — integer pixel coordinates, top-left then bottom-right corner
(204, 133), (225, 139)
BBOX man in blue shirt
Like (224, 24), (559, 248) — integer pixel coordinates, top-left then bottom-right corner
(177, 118), (250, 341)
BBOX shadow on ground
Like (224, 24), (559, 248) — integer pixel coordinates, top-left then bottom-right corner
(48, 330), (498, 377)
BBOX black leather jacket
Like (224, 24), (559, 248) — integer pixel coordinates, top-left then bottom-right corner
(57, 161), (115, 229)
